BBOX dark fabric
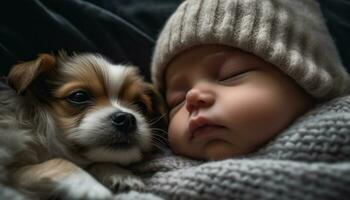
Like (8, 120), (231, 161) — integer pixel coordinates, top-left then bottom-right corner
(85, 0), (180, 40)
(0, 79), (9, 91)
(319, 0), (350, 72)
(0, 0), (349, 79)
(0, 0), (178, 80)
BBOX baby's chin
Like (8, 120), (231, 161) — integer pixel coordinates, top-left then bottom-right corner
(204, 140), (245, 160)
(172, 140), (252, 161)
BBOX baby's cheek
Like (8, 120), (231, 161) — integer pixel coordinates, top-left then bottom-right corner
(167, 114), (188, 154)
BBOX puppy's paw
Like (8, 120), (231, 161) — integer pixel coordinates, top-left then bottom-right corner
(59, 171), (113, 200)
(88, 163), (145, 193)
(107, 175), (145, 193)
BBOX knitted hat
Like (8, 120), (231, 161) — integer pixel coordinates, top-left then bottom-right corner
(151, 0), (349, 99)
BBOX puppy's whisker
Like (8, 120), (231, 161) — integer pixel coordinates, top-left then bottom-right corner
(150, 129), (168, 138)
(137, 133), (167, 146)
(151, 127), (167, 133)
(147, 133), (168, 145)
(151, 129), (168, 138)
(137, 130), (167, 145)
(152, 140), (168, 148)
(152, 136), (168, 145)
(148, 113), (168, 125)
(151, 130), (168, 138)
(150, 141), (168, 152)
(151, 135), (168, 147)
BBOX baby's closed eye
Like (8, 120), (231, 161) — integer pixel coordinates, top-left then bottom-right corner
(218, 68), (254, 84)
(167, 91), (186, 109)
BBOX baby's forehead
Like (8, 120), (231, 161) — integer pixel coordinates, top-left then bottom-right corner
(165, 47), (230, 75)
(165, 46), (265, 82)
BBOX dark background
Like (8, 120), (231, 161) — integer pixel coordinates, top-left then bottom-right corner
(0, 0), (349, 81)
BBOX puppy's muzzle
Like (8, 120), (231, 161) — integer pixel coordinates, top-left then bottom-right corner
(111, 111), (137, 134)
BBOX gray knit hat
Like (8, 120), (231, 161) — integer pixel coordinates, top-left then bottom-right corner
(151, 0), (349, 99)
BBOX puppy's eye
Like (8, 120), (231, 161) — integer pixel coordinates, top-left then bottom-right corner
(67, 91), (91, 105)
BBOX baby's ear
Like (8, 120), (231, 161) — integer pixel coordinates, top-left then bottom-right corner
(8, 54), (56, 94)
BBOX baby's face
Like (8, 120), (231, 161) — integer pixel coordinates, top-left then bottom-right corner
(165, 45), (314, 160)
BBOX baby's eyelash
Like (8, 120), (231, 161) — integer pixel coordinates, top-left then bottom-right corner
(218, 69), (252, 82)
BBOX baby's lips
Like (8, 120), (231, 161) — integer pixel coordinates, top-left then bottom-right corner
(189, 116), (214, 138)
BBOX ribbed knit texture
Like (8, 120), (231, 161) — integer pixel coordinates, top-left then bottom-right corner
(113, 95), (350, 200)
(151, 0), (350, 99)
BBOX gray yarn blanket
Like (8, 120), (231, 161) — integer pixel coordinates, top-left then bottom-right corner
(1, 95), (350, 200)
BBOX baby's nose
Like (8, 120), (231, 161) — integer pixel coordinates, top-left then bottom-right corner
(185, 88), (214, 114)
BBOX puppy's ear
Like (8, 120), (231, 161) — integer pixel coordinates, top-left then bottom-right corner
(8, 54), (56, 94)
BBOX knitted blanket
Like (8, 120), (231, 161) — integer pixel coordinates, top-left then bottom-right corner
(117, 95), (350, 200)
(1, 95), (350, 200)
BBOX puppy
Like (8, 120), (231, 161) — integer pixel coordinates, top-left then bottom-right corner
(0, 52), (167, 199)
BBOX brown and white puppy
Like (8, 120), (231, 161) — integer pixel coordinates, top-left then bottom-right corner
(0, 52), (167, 199)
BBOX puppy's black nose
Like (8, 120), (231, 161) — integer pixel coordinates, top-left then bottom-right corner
(111, 111), (137, 133)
